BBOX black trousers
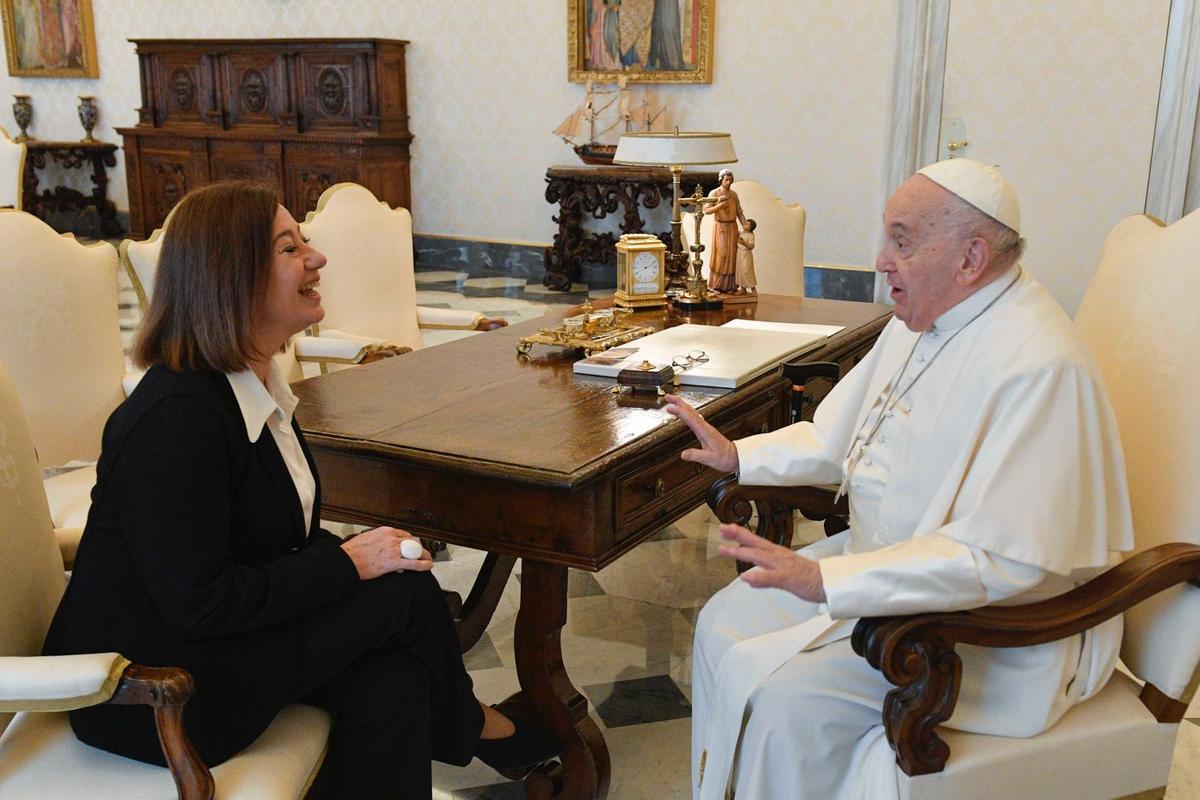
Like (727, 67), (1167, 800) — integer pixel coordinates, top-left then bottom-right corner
(288, 570), (484, 799)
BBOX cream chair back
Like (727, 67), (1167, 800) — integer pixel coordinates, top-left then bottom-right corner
(0, 361), (68, 736)
(119, 226), (165, 312)
(1074, 210), (1200, 702)
(0, 126), (24, 210)
(680, 179), (806, 296)
(301, 183), (423, 352)
(0, 211), (124, 466)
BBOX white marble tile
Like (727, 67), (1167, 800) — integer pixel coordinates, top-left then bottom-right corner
(1165, 721), (1200, 799)
(604, 718), (693, 800)
(415, 270), (469, 284)
(462, 276), (528, 290)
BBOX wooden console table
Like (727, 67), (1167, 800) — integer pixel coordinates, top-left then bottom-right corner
(22, 140), (122, 237)
(293, 295), (892, 799)
(543, 165), (720, 291)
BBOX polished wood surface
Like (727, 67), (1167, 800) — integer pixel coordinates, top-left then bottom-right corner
(118, 38), (412, 238)
(293, 294), (891, 798)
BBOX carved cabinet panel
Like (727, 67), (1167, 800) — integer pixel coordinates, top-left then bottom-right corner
(119, 39), (413, 238)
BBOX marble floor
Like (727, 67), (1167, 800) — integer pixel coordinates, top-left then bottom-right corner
(112, 263), (1200, 800)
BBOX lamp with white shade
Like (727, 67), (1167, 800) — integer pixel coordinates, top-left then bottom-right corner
(614, 131), (737, 294)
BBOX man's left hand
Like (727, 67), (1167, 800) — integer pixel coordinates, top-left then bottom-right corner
(718, 523), (825, 603)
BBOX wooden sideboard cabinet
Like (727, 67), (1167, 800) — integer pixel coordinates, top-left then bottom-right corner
(117, 38), (412, 238)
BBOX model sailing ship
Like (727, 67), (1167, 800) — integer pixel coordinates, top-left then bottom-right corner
(554, 77), (668, 165)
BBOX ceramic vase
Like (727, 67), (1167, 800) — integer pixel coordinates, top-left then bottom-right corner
(12, 95), (32, 142)
(77, 96), (98, 142)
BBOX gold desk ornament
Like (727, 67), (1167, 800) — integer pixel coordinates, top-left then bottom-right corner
(517, 299), (654, 355)
(675, 184), (725, 311)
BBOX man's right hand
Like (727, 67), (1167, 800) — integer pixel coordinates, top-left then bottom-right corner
(663, 394), (739, 474)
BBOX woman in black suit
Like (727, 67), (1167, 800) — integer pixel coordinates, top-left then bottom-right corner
(43, 181), (559, 798)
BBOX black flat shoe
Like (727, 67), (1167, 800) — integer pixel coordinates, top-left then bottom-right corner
(475, 712), (564, 776)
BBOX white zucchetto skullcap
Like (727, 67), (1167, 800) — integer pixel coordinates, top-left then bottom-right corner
(917, 158), (1020, 234)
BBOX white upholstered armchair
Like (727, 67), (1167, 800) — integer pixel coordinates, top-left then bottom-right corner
(0, 211), (134, 539)
(0, 361), (331, 799)
(680, 178), (806, 296)
(300, 182), (507, 367)
(0, 126), (24, 210)
(708, 210), (1200, 799)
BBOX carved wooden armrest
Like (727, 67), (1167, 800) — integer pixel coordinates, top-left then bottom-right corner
(707, 476), (849, 565)
(474, 316), (509, 331)
(108, 664), (214, 800)
(850, 542), (1200, 777)
(359, 343), (414, 363)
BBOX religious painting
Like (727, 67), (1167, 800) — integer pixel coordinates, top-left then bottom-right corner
(568, 0), (715, 84)
(2, 0), (99, 78)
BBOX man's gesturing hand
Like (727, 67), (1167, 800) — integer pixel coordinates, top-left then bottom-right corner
(718, 523), (825, 602)
(663, 394), (739, 474)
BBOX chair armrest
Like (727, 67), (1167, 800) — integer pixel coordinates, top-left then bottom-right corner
(293, 334), (371, 364)
(108, 664), (214, 800)
(0, 655), (213, 798)
(417, 306), (508, 331)
(0, 653), (131, 711)
(850, 542), (1200, 777)
(54, 526), (83, 570)
(707, 476), (850, 561)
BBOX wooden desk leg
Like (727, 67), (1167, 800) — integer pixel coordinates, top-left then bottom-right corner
(512, 559), (611, 800)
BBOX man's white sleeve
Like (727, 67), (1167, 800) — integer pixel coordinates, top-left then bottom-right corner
(818, 534), (1047, 619)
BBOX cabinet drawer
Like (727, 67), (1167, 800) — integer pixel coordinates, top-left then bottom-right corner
(614, 389), (782, 540)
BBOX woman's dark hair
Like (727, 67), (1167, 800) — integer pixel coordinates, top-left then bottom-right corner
(133, 181), (278, 371)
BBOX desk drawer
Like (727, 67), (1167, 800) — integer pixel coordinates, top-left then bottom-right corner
(614, 390), (781, 540)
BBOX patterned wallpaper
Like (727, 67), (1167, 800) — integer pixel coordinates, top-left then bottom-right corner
(942, 0), (1170, 314)
(0, 1), (1175, 309)
(0, 0), (896, 268)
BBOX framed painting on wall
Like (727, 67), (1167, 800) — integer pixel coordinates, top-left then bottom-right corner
(2, 0), (99, 78)
(568, 0), (715, 84)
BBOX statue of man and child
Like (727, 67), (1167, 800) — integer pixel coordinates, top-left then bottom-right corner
(703, 169), (757, 297)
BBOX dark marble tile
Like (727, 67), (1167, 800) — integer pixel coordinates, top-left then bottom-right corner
(414, 235), (545, 280)
(1186, 718), (1200, 727)
(582, 674), (691, 728)
(420, 302), (454, 309)
(804, 267), (876, 302)
(449, 781), (526, 799)
(463, 633), (504, 671)
(568, 570), (606, 599)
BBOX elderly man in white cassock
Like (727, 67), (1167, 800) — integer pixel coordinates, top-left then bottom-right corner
(664, 159), (1133, 800)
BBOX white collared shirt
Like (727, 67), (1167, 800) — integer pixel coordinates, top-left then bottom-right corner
(225, 361), (315, 534)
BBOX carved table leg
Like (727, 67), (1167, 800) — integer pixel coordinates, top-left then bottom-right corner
(93, 151), (123, 236)
(509, 559), (610, 799)
(454, 552), (517, 653)
(544, 177), (585, 291)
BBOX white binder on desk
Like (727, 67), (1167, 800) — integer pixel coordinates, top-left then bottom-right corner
(572, 324), (826, 389)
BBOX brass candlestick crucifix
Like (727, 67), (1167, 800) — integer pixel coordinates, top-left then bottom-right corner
(677, 184), (721, 303)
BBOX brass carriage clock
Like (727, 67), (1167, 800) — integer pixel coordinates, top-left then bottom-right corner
(614, 234), (668, 309)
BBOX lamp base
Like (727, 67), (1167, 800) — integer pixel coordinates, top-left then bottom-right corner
(672, 296), (724, 312)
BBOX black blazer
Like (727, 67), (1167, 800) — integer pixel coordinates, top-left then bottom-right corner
(43, 365), (360, 765)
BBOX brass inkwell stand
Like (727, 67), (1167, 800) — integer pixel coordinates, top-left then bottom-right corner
(516, 300), (653, 355)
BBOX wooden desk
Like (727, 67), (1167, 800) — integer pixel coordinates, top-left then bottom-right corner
(293, 295), (891, 799)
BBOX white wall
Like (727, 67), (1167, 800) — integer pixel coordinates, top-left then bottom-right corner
(941, 0), (1170, 314)
(0, 0), (896, 268)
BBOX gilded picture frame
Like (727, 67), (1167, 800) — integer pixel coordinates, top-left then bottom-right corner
(2, 0), (100, 78)
(569, 0), (715, 84)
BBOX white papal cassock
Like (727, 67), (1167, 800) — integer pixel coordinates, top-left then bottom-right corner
(692, 264), (1134, 800)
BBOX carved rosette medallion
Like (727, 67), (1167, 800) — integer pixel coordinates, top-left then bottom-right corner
(239, 69), (268, 113)
(153, 163), (188, 221)
(316, 68), (347, 116)
(170, 69), (195, 111)
(299, 170), (336, 211)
